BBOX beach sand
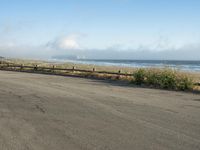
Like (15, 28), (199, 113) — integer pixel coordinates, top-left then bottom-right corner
(0, 70), (200, 150)
(4, 58), (200, 83)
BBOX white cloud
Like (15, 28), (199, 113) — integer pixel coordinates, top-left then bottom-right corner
(47, 33), (84, 50)
(57, 35), (80, 49)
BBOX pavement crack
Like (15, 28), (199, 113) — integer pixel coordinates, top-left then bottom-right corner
(35, 104), (46, 113)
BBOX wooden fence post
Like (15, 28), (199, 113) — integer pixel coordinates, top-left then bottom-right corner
(0, 61), (2, 69)
(72, 66), (76, 72)
(52, 65), (55, 73)
(20, 64), (23, 71)
(117, 70), (122, 79)
(34, 65), (38, 71)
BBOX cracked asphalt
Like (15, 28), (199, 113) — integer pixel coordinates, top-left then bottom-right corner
(0, 70), (200, 150)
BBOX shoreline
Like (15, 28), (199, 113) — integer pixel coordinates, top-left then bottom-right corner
(50, 58), (200, 72)
(3, 58), (200, 82)
(1, 58), (200, 92)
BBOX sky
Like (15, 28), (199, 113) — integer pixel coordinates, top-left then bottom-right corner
(0, 0), (200, 60)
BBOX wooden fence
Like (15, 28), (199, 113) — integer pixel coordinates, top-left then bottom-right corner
(1, 60), (200, 87)
(0, 61), (133, 77)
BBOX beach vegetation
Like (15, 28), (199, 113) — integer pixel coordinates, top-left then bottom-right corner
(132, 68), (194, 91)
(0, 59), (197, 92)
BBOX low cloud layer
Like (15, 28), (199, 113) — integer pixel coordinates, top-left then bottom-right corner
(52, 46), (200, 60)
(46, 35), (200, 60)
(0, 32), (199, 60)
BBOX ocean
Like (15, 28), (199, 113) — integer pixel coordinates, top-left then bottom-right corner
(52, 59), (200, 72)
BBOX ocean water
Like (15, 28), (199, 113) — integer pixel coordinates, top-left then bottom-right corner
(52, 59), (200, 72)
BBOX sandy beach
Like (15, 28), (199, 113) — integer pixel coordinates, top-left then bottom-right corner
(0, 70), (200, 150)
(3, 58), (200, 83)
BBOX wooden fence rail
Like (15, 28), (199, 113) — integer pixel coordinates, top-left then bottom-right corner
(1, 61), (200, 86)
(0, 62), (133, 77)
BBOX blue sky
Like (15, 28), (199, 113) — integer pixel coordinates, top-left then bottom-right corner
(0, 0), (200, 59)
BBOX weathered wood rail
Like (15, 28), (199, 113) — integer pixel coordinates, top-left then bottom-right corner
(0, 61), (133, 77)
(0, 60), (200, 88)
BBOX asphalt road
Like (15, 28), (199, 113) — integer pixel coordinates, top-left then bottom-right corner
(0, 71), (200, 150)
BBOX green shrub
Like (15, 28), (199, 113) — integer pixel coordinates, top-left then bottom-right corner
(132, 69), (146, 85)
(131, 68), (194, 91)
(176, 75), (193, 91)
(146, 70), (161, 87)
(159, 70), (177, 89)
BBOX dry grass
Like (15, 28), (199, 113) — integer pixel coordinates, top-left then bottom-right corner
(4, 58), (135, 73)
(1, 58), (200, 92)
